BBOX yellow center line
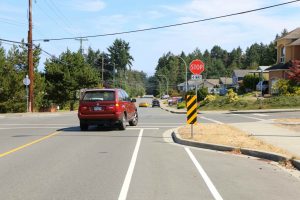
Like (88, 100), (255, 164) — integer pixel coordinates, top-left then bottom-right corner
(0, 131), (61, 158)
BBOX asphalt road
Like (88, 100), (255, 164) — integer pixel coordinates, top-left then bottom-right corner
(1, 98), (300, 200)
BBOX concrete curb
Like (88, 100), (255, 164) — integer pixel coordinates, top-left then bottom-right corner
(172, 132), (235, 152)
(292, 160), (300, 171)
(240, 148), (287, 162)
(172, 131), (300, 171)
(0, 111), (76, 118)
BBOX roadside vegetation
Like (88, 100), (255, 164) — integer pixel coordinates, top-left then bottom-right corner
(0, 39), (147, 113)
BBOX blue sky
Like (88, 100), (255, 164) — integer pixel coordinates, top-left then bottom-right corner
(1, 0), (300, 76)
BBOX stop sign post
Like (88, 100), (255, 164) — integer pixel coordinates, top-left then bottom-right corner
(189, 59), (205, 132)
(189, 59), (205, 75)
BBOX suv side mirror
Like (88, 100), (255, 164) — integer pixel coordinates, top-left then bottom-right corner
(131, 98), (136, 102)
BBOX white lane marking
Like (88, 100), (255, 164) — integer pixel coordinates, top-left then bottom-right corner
(118, 129), (144, 200)
(232, 113), (264, 121)
(0, 127), (65, 130)
(127, 128), (159, 130)
(139, 123), (185, 125)
(136, 125), (181, 128)
(200, 116), (224, 124)
(253, 113), (269, 117)
(0, 124), (75, 126)
(185, 147), (223, 200)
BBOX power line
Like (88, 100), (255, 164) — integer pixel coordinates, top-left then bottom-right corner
(44, 0), (78, 35)
(33, 0), (300, 42)
(47, 0), (77, 30)
(0, 18), (27, 27)
(34, 1), (76, 37)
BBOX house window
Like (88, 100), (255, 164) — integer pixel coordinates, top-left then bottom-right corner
(280, 46), (286, 63)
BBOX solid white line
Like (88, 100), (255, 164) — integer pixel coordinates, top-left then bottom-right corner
(127, 128), (159, 130)
(136, 125), (180, 128)
(118, 129), (144, 200)
(138, 123), (185, 125)
(253, 113), (269, 117)
(232, 114), (264, 121)
(185, 147), (223, 200)
(200, 116), (224, 124)
(0, 124), (75, 126)
(0, 127), (64, 130)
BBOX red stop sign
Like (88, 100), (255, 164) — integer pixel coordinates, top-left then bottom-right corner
(189, 59), (205, 75)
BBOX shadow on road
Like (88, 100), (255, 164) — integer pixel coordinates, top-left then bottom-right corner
(58, 126), (117, 132)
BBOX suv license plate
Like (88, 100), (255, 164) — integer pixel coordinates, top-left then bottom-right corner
(93, 106), (102, 111)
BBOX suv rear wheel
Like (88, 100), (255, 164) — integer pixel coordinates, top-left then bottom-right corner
(119, 114), (127, 130)
(129, 111), (138, 126)
(80, 122), (88, 131)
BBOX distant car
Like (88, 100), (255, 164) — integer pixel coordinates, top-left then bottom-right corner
(78, 88), (138, 131)
(139, 102), (149, 107)
(142, 95), (154, 98)
(152, 99), (160, 107)
(256, 81), (269, 94)
(161, 94), (170, 99)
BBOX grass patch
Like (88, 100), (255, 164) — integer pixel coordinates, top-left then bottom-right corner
(199, 95), (300, 111)
(178, 123), (297, 159)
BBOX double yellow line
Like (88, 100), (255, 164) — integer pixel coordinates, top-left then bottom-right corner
(0, 131), (61, 158)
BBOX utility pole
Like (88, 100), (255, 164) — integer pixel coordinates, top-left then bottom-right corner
(28, 0), (34, 112)
(101, 56), (104, 87)
(113, 63), (116, 87)
(75, 38), (88, 54)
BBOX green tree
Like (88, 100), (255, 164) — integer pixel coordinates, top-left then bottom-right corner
(44, 50), (99, 110)
(108, 39), (134, 71)
(243, 74), (260, 91)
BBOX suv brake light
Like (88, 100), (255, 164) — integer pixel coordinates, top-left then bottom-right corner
(106, 103), (121, 112)
(80, 106), (88, 111)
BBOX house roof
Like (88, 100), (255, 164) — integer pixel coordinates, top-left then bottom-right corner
(205, 79), (219, 86)
(288, 38), (300, 46)
(257, 66), (270, 71)
(266, 61), (292, 71)
(233, 70), (254, 77)
(220, 77), (233, 85)
(177, 80), (202, 87)
(277, 27), (300, 40)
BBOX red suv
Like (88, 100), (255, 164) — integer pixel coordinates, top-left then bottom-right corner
(78, 88), (138, 131)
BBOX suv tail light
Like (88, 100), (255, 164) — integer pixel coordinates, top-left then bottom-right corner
(106, 103), (121, 112)
(80, 106), (88, 111)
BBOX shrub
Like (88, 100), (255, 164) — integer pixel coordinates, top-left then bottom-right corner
(203, 95), (216, 104)
(197, 87), (208, 101)
(294, 87), (300, 95)
(177, 101), (186, 109)
(243, 74), (260, 91)
(227, 89), (239, 103)
(273, 79), (300, 95)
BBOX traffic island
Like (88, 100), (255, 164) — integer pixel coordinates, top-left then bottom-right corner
(172, 123), (300, 171)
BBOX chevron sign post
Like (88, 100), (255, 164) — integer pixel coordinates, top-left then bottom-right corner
(186, 95), (197, 138)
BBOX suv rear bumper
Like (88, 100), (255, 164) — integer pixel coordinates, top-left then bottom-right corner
(78, 112), (122, 122)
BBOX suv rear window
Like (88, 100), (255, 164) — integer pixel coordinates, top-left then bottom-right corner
(83, 91), (115, 101)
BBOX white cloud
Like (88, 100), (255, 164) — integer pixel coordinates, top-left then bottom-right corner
(73, 0), (106, 12)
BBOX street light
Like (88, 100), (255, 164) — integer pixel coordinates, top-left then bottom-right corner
(176, 56), (188, 92)
(158, 74), (169, 96)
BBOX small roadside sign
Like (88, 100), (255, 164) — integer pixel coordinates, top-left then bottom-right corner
(189, 59), (205, 75)
(23, 75), (30, 86)
(191, 74), (202, 81)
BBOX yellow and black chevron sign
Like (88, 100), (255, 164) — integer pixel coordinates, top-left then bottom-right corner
(186, 95), (197, 124)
